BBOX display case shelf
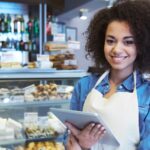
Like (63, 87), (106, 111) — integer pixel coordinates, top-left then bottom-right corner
(0, 100), (70, 109)
(0, 69), (88, 79)
(0, 134), (66, 146)
(0, 139), (26, 146)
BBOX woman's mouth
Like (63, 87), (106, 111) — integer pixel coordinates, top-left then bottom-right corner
(111, 56), (128, 63)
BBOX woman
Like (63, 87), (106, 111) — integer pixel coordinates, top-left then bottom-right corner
(66, 0), (150, 150)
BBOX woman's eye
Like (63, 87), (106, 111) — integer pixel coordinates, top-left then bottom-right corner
(124, 40), (135, 45)
(106, 39), (115, 45)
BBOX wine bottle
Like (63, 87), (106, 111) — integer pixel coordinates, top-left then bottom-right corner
(14, 14), (18, 33)
(20, 15), (25, 33)
(6, 14), (11, 33)
(0, 14), (5, 33)
(33, 17), (39, 38)
(27, 17), (33, 40)
(19, 39), (25, 51)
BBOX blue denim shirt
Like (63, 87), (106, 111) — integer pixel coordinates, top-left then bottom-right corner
(70, 71), (150, 149)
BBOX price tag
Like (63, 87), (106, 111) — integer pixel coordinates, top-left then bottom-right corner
(24, 112), (38, 125)
(37, 54), (49, 61)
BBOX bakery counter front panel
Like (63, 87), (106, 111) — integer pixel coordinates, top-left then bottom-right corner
(0, 69), (87, 148)
(0, 69), (87, 116)
(0, 112), (67, 149)
(0, 82), (73, 118)
(0, 83), (73, 104)
(0, 69), (88, 79)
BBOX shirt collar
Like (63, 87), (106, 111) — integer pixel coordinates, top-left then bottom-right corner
(100, 70), (143, 91)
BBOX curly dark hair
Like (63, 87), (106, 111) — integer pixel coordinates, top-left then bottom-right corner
(85, 0), (150, 73)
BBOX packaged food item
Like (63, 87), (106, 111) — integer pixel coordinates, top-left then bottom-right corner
(28, 62), (36, 68)
(25, 141), (65, 150)
(23, 83), (74, 101)
(47, 112), (66, 134)
(0, 117), (23, 140)
(10, 88), (24, 102)
(24, 112), (66, 139)
(45, 42), (68, 51)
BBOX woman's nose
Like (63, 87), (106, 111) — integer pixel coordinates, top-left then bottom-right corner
(112, 42), (123, 54)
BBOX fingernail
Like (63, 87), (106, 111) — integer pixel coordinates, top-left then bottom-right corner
(101, 127), (105, 130)
(103, 130), (106, 134)
(91, 123), (95, 127)
(97, 124), (102, 128)
(68, 130), (71, 134)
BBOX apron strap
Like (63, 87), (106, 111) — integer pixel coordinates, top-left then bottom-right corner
(94, 70), (109, 88)
(94, 70), (137, 91)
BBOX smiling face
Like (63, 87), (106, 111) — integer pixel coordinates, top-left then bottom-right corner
(104, 21), (137, 74)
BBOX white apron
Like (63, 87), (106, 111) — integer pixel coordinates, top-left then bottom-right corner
(83, 71), (140, 150)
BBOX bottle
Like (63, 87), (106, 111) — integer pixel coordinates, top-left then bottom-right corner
(0, 14), (2, 32)
(0, 14), (5, 33)
(14, 40), (20, 50)
(28, 40), (32, 61)
(46, 14), (52, 36)
(32, 40), (37, 52)
(33, 17), (39, 38)
(14, 14), (18, 33)
(4, 14), (8, 33)
(24, 41), (29, 51)
(20, 15), (25, 34)
(19, 39), (25, 51)
(17, 15), (22, 33)
(27, 17), (33, 40)
(6, 14), (11, 32)
(28, 40), (32, 51)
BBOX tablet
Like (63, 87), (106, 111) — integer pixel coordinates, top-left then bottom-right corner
(50, 108), (119, 146)
(50, 108), (103, 129)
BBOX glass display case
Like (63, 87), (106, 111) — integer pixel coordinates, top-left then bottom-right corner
(0, 69), (88, 149)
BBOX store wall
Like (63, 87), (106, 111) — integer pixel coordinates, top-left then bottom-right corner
(65, 13), (95, 71)
(59, 5), (106, 71)
(0, 2), (28, 14)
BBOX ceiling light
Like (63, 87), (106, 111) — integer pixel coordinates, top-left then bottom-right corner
(79, 8), (88, 20)
(107, 0), (115, 7)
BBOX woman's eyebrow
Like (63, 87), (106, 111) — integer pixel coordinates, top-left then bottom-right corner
(105, 35), (115, 39)
(106, 35), (134, 39)
(124, 36), (134, 40)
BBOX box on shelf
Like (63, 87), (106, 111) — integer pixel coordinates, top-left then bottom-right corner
(0, 117), (23, 140)
(0, 51), (28, 68)
(45, 42), (68, 51)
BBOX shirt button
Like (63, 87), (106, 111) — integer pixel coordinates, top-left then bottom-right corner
(106, 85), (109, 89)
(118, 85), (123, 89)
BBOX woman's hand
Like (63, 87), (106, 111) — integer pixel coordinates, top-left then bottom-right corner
(65, 122), (106, 149)
(66, 134), (82, 150)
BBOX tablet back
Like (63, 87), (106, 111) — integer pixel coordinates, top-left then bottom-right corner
(50, 108), (120, 147)
(50, 108), (101, 129)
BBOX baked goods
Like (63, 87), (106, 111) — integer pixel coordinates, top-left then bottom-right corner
(54, 64), (78, 70)
(31, 83), (58, 101)
(24, 94), (35, 102)
(28, 62), (36, 68)
(45, 42), (68, 51)
(0, 62), (22, 68)
(48, 51), (78, 70)
(0, 88), (10, 95)
(29, 83), (73, 101)
(25, 141), (65, 150)
(24, 113), (66, 139)
(14, 141), (65, 150)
